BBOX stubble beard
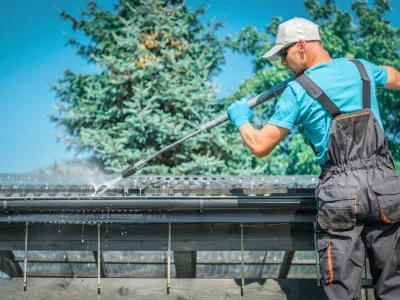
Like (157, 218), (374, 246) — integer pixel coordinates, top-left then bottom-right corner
(289, 62), (307, 77)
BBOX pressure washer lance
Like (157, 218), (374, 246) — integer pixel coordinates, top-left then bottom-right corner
(121, 77), (293, 179)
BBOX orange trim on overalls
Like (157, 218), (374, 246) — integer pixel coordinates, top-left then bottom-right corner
(376, 198), (393, 224)
(334, 111), (370, 120)
(380, 211), (393, 224)
(327, 242), (334, 284)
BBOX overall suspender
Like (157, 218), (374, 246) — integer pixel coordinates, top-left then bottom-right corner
(296, 73), (341, 117)
(350, 60), (371, 109)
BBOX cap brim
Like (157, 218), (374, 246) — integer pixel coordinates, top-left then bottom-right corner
(262, 44), (286, 61)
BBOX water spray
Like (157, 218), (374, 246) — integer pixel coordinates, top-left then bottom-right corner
(93, 176), (123, 197)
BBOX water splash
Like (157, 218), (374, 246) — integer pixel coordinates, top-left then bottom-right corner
(81, 223), (85, 243)
(92, 176), (123, 197)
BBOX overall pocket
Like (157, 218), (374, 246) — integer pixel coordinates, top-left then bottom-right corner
(371, 177), (400, 223)
(317, 185), (358, 230)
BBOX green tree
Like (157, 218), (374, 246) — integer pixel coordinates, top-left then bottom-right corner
(51, 0), (244, 174)
(224, 0), (400, 174)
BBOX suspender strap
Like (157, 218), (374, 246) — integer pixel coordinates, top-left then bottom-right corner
(349, 59), (371, 109)
(296, 74), (341, 117)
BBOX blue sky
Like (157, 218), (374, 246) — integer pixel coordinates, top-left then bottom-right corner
(1, 0), (399, 173)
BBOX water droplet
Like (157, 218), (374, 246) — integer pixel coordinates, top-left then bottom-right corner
(81, 223), (85, 242)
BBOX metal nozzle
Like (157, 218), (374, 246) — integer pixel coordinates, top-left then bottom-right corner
(121, 159), (147, 179)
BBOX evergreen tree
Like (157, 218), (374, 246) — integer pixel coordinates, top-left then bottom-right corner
(51, 0), (241, 174)
(224, 0), (400, 174)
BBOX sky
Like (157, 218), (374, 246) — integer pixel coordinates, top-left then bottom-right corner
(0, 0), (399, 173)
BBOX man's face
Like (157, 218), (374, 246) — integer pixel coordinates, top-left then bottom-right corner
(279, 42), (307, 76)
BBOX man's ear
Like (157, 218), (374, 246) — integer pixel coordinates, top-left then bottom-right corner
(297, 39), (307, 53)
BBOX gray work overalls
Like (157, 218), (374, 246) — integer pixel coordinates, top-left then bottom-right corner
(296, 60), (400, 300)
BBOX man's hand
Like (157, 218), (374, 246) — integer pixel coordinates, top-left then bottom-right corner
(227, 98), (254, 130)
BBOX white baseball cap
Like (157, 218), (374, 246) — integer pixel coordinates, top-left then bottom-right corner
(263, 17), (321, 61)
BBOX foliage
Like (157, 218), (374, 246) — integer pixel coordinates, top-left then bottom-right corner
(223, 0), (400, 175)
(50, 0), (245, 174)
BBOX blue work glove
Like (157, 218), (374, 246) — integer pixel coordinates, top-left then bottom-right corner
(227, 98), (254, 130)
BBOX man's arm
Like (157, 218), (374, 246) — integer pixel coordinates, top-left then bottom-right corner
(383, 66), (400, 89)
(238, 123), (289, 158)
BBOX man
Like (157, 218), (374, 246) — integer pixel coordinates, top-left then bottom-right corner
(227, 17), (400, 300)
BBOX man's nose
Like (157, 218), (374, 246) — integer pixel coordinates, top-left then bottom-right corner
(280, 58), (287, 66)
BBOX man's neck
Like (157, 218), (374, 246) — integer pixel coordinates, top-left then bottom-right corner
(307, 50), (332, 69)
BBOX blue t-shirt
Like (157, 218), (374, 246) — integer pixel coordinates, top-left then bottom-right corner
(267, 58), (388, 165)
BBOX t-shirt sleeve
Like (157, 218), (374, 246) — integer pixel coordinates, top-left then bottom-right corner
(359, 59), (388, 87)
(267, 85), (300, 130)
